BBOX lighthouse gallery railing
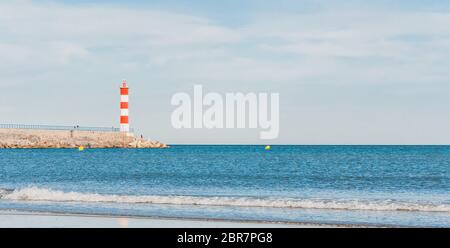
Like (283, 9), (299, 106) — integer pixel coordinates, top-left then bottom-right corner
(0, 124), (133, 132)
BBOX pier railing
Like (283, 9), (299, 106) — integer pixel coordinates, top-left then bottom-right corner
(0, 124), (132, 132)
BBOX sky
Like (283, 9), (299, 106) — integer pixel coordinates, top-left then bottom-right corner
(1, 0), (450, 144)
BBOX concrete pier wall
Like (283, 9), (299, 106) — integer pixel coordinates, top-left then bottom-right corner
(0, 129), (167, 148)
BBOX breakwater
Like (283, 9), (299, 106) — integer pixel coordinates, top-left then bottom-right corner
(0, 129), (167, 148)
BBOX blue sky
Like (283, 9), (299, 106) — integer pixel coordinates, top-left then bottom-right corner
(1, 0), (450, 144)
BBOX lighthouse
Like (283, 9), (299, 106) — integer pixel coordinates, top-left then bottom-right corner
(120, 80), (130, 133)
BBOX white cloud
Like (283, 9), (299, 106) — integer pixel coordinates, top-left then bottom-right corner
(0, 1), (241, 45)
(250, 11), (450, 61)
(2, 1), (450, 84)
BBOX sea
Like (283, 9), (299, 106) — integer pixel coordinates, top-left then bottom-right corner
(0, 145), (449, 227)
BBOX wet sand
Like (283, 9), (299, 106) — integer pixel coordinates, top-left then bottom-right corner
(0, 210), (338, 228)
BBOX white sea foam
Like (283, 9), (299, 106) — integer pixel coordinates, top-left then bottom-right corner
(0, 189), (7, 198)
(2, 187), (450, 212)
(0, 188), (13, 198)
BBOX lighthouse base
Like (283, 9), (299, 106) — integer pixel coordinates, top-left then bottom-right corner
(124, 132), (134, 137)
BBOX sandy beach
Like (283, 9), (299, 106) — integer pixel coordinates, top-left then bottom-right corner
(0, 210), (338, 228)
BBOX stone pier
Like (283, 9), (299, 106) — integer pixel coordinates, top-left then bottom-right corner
(0, 129), (167, 148)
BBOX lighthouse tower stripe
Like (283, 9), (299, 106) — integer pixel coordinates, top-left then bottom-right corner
(120, 80), (129, 133)
(120, 109), (129, 116)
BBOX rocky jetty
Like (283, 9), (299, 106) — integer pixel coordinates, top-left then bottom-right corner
(0, 129), (167, 148)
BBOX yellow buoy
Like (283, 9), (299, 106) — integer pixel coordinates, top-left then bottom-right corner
(78, 146), (85, 151)
(265, 145), (271, 150)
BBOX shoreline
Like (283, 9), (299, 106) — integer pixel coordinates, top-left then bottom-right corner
(0, 210), (366, 228)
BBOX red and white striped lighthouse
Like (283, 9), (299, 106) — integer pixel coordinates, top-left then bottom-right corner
(120, 80), (130, 133)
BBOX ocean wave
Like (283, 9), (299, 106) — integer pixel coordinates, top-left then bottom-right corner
(1, 187), (450, 212)
(0, 188), (13, 198)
